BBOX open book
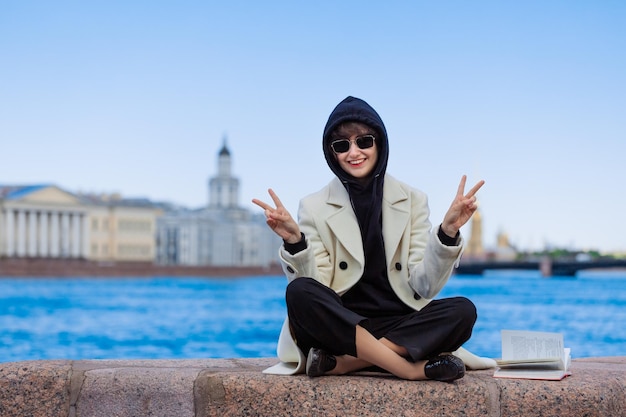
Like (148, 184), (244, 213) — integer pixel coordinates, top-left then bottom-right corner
(493, 330), (572, 380)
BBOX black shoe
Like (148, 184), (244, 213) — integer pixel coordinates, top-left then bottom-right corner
(306, 348), (336, 377)
(424, 354), (465, 382)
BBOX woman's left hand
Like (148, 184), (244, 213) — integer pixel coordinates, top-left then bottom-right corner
(441, 175), (485, 237)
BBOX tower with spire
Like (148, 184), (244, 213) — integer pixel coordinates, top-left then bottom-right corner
(208, 135), (240, 209)
(155, 135), (282, 267)
(466, 208), (485, 259)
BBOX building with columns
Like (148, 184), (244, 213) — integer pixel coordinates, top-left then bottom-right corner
(155, 139), (281, 267)
(0, 185), (90, 259)
(2, 140), (279, 267)
(0, 185), (161, 262)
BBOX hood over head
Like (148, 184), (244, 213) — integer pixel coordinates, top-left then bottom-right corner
(322, 96), (389, 184)
(321, 96), (390, 253)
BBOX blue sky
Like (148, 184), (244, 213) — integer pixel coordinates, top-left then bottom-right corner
(2, 1), (625, 253)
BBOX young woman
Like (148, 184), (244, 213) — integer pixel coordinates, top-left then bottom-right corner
(253, 96), (486, 381)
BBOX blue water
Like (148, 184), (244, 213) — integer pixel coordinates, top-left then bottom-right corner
(1, 271), (625, 363)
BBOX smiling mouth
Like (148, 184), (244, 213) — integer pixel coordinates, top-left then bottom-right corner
(349, 159), (365, 166)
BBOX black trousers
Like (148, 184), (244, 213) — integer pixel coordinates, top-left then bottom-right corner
(286, 277), (477, 362)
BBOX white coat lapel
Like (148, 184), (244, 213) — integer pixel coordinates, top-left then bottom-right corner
(325, 179), (364, 263)
(382, 177), (411, 263)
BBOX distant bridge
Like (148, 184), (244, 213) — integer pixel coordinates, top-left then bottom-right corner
(454, 259), (626, 277)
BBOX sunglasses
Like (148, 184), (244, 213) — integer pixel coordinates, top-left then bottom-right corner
(330, 135), (376, 154)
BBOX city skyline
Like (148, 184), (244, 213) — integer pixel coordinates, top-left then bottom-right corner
(1, 141), (614, 257)
(2, 2), (625, 253)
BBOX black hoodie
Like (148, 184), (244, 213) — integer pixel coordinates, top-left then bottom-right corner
(323, 97), (411, 316)
(322, 97), (389, 245)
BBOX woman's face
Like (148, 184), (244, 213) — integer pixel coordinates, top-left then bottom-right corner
(331, 122), (379, 180)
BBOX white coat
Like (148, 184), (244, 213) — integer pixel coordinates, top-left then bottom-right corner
(263, 175), (496, 374)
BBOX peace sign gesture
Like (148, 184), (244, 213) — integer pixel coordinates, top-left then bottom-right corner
(252, 189), (302, 244)
(441, 175), (485, 238)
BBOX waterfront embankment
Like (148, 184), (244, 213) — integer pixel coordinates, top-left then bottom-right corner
(1, 357), (624, 416)
(0, 258), (283, 278)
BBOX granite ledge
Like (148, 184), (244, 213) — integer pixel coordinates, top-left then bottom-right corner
(0, 357), (624, 417)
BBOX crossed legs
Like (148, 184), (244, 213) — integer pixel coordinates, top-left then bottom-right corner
(328, 325), (429, 380)
(286, 277), (475, 380)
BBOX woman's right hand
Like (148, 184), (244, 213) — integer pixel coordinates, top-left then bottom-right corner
(252, 189), (302, 243)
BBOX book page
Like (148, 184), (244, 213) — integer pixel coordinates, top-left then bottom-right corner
(493, 368), (571, 381)
(501, 330), (564, 361)
(496, 359), (562, 369)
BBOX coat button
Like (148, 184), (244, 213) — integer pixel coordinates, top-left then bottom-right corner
(395, 262), (402, 271)
(339, 261), (348, 270)
(287, 266), (294, 273)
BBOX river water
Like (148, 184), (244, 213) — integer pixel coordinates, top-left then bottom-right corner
(1, 271), (625, 362)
